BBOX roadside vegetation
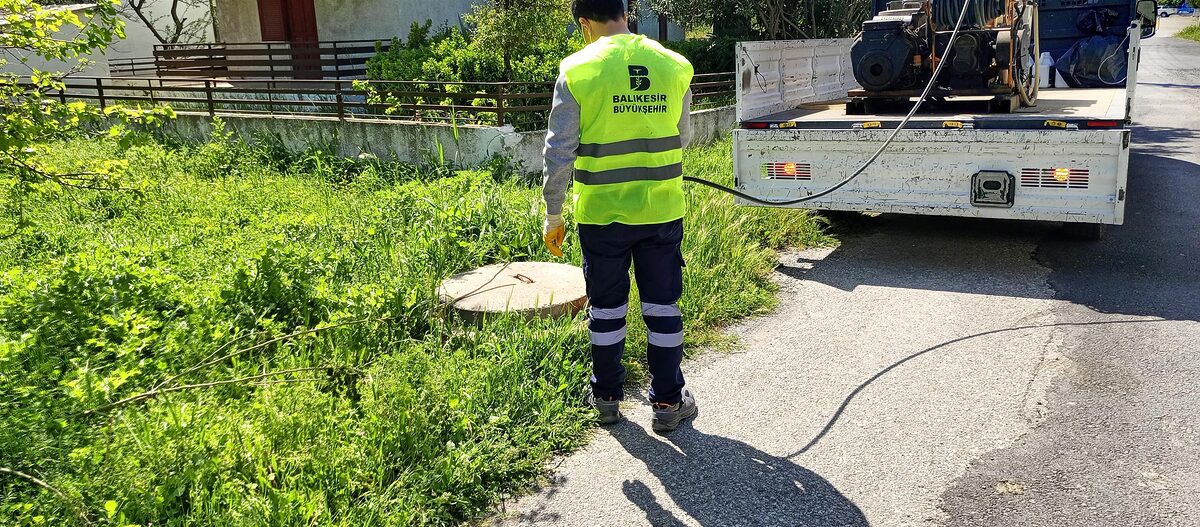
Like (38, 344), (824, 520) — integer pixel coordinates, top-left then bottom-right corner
(0, 128), (830, 526)
(1180, 21), (1200, 43)
(363, 11), (736, 131)
(365, 2), (739, 86)
(365, 0), (878, 86)
(3, 2), (833, 525)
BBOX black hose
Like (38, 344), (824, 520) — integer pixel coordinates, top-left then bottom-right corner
(683, 176), (802, 206)
(682, 0), (978, 207)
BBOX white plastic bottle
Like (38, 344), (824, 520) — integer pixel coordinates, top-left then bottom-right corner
(1039, 52), (1055, 89)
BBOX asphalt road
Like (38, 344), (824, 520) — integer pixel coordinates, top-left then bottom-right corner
(939, 17), (1200, 527)
(492, 19), (1200, 527)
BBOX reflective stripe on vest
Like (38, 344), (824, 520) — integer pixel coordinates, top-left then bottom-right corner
(562, 34), (694, 226)
(575, 163), (683, 186)
(576, 135), (682, 158)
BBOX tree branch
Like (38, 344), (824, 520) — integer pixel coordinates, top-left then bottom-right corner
(152, 316), (395, 391)
(0, 467), (93, 526)
(5, 154), (133, 193)
(83, 367), (338, 416)
(127, 0), (169, 45)
(169, 0), (187, 43)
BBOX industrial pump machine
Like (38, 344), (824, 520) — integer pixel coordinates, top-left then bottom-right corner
(849, 0), (1040, 113)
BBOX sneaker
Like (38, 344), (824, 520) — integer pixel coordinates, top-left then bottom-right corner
(586, 389), (623, 425)
(651, 388), (697, 434)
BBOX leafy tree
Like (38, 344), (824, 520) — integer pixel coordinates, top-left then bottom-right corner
(651, 0), (872, 40)
(464, 0), (573, 80)
(0, 0), (173, 234)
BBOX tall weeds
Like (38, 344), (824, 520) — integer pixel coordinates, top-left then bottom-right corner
(0, 132), (829, 526)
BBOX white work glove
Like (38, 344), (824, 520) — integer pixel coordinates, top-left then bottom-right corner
(543, 214), (566, 257)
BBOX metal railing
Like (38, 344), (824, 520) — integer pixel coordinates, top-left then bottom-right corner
(31, 72), (735, 130)
(109, 56), (158, 77)
(152, 40), (392, 80)
(690, 72), (737, 110)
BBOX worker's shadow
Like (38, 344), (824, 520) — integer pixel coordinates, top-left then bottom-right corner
(610, 422), (869, 527)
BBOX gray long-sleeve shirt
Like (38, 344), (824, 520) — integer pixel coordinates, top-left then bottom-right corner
(541, 73), (693, 215)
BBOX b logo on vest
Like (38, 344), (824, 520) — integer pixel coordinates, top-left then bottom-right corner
(628, 65), (651, 91)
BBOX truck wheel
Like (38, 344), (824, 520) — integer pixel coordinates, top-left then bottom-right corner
(1060, 222), (1107, 241)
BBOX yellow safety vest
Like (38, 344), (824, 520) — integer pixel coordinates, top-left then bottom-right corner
(562, 34), (694, 225)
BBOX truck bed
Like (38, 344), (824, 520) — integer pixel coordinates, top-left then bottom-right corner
(742, 87), (1128, 130)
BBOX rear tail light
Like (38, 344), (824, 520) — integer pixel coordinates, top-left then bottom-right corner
(761, 162), (812, 180)
(1020, 168), (1089, 189)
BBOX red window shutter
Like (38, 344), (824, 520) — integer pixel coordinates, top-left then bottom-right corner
(257, 0), (287, 41)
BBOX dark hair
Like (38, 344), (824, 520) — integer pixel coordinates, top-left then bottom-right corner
(572, 0), (627, 23)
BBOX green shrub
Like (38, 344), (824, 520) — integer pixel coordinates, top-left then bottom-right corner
(362, 19), (736, 129)
(662, 37), (738, 74)
(367, 21), (571, 85)
(1181, 22), (1200, 43)
(0, 250), (193, 409)
(365, 21), (576, 130)
(369, 22), (734, 82)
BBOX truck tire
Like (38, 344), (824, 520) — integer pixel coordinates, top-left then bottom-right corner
(1060, 222), (1107, 241)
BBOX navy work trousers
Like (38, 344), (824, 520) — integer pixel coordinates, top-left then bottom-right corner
(579, 219), (686, 405)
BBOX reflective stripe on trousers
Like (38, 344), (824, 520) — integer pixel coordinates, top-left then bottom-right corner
(643, 302), (684, 348)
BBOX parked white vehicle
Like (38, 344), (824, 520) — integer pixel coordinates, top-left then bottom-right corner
(1158, 6), (1177, 16)
(731, 18), (1155, 239)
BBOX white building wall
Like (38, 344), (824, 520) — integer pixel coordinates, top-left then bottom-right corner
(207, 0), (680, 47)
(313, 0), (478, 42)
(213, 0), (479, 44)
(108, 0), (216, 60)
(634, 0), (685, 41)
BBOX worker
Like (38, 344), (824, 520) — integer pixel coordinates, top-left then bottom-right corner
(542, 0), (696, 434)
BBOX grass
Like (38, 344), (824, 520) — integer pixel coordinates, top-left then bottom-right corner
(1179, 21), (1200, 42)
(0, 125), (830, 527)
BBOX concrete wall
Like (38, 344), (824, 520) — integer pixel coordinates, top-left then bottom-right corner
(154, 105), (734, 174)
(1, 5), (109, 76)
(689, 105), (736, 145)
(212, 0), (261, 42)
(107, 1), (215, 60)
(159, 113), (547, 171)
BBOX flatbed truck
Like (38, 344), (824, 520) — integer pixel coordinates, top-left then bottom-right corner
(732, 0), (1161, 238)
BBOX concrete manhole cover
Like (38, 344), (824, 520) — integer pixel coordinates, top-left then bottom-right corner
(438, 262), (588, 322)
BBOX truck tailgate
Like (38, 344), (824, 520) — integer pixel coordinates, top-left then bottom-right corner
(732, 128), (1130, 224)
